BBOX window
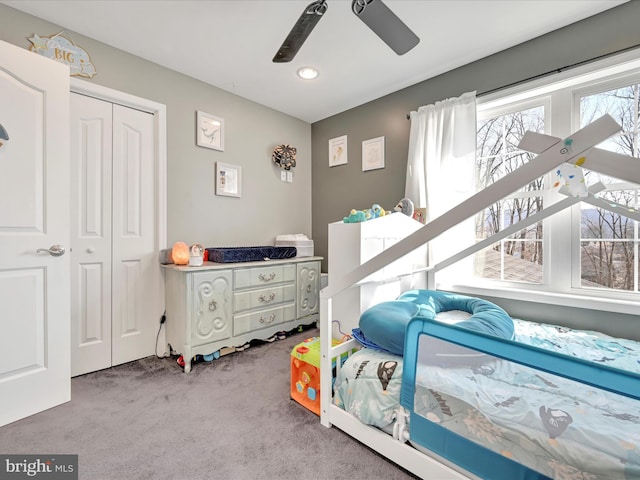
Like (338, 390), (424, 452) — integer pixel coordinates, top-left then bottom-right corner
(475, 105), (545, 283)
(463, 50), (640, 306)
(578, 85), (640, 292)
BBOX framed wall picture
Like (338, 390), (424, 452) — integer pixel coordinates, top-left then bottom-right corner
(197, 110), (224, 151)
(216, 162), (241, 197)
(362, 136), (385, 171)
(328, 135), (347, 167)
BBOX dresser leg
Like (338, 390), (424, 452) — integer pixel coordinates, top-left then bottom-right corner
(184, 346), (192, 373)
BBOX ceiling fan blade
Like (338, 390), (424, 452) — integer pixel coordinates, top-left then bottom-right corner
(273, 0), (328, 63)
(351, 0), (419, 55)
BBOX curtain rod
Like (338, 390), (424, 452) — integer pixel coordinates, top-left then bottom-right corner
(406, 44), (640, 120)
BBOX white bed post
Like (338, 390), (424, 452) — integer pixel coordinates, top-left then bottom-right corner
(319, 290), (333, 428)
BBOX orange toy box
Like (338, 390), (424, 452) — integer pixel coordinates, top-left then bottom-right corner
(291, 337), (346, 415)
(290, 337), (323, 415)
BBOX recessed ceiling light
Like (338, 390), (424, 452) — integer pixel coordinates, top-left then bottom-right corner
(297, 67), (318, 80)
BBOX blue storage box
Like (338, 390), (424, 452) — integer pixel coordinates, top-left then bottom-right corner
(206, 246), (297, 263)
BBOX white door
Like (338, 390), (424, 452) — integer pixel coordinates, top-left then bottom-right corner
(70, 93), (113, 375)
(111, 103), (158, 366)
(70, 93), (159, 376)
(0, 40), (71, 426)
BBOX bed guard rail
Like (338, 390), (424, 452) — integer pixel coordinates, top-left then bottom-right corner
(401, 317), (640, 479)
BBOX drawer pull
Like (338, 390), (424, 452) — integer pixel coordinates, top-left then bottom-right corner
(258, 272), (276, 282)
(259, 314), (276, 325)
(306, 284), (312, 293)
(209, 300), (217, 311)
(259, 292), (276, 303)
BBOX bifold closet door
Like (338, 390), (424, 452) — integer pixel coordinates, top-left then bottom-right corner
(110, 101), (157, 367)
(70, 93), (113, 376)
(70, 93), (157, 376)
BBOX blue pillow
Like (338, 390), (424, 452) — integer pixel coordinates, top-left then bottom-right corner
(358, 290), (514, 356)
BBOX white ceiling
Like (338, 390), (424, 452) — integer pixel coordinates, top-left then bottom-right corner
(3, 0), (626, 123)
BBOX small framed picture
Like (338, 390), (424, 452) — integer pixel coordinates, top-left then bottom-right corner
(362, 136), (385, 171)
(216, 162), (241, 197)
(197, 111), (224, 151)
(329, 135), (348, 167)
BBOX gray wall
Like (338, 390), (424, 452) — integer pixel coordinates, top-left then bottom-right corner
(0, 4), (312, 249)
(312, 1), (640, 273)
(310, 1), (640, 340)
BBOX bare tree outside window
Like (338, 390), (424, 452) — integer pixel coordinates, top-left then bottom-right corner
(475, 106), (545, 283)
(468, 57), (640, 302)
(579, 85), (640, 291)
(474, 85), (639, 293)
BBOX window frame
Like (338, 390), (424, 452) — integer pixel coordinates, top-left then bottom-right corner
(438, 48), (640, 315)
(571, 75), (640, 295)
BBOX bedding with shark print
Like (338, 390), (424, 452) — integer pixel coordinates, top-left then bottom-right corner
(333, 348), (403, 429)
(334, 318), (640, 479)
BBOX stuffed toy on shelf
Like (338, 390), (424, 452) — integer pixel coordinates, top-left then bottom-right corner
(393, 197), (414, 217)
(343, 209), (368, 223)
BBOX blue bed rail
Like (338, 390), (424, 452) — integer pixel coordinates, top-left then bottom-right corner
(401, 317), (640, 480)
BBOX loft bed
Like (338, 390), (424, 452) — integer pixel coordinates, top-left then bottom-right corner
(319, 114), (640, 480)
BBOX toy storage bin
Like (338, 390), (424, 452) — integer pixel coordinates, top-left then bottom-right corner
(290, 336), (351, 415)
(290, 337), (322, 415)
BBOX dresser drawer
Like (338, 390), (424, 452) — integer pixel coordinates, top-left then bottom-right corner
(233, 303), (296, 336)
(233, 284), (295, 313)
(234, 264), (295, 289)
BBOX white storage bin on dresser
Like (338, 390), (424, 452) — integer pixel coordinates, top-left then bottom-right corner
(163, 256), (322, 372)
(328, 213), (427, 338)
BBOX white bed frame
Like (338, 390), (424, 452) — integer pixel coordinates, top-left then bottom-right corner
(319, 114), (640, 479)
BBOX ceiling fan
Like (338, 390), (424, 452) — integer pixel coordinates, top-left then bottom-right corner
(273, 0), (420, 63)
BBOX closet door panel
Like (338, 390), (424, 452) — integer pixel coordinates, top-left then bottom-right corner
(70, 93), (112, 377)
(111, 104), (158, 366)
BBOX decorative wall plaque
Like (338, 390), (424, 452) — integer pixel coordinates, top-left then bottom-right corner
(28, 32), (96, 78)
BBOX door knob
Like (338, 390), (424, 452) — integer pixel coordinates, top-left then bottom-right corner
(37, 245), (66, 257)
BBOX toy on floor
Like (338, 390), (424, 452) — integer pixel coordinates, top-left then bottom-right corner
(291, 337), (323, 415)
(290, 336), (353, 415)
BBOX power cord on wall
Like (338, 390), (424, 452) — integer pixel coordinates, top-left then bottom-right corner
(155, 311), (170, 358)
(332, 319), (352, 343)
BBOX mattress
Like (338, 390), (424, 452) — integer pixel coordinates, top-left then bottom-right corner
(335, 318), (640, 479)
(205, 246), (296, 263)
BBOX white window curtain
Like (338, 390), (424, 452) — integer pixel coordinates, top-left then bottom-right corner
(405, 91), (477, 277)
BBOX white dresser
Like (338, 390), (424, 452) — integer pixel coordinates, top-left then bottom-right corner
(163, 257), (322, 372)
